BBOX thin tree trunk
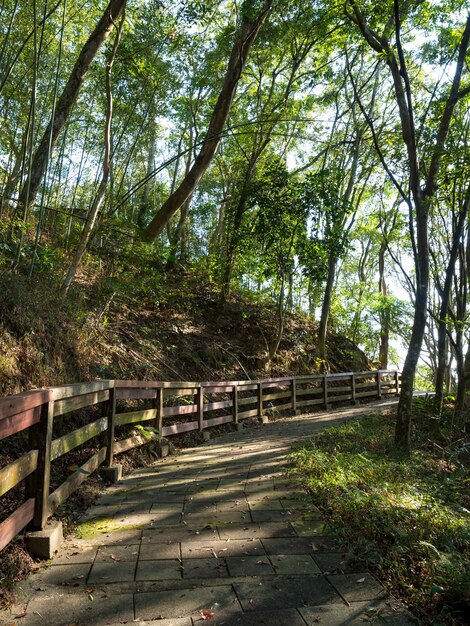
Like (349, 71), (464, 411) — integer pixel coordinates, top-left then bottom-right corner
(142, 0), (272, 242)
(316, 253), (337, 366)
(60, 12), (124, 295)
(16, 0), (127, 221)
(378, 241), (389, 369)
(434, 186), (469, 412)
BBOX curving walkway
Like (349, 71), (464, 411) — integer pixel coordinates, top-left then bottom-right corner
(1, 400), (413, 626)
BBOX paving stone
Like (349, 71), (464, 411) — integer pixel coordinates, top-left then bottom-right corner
(142, 527), (218, 543)
(87, 560), (136, 583)
(182, 557), (228, 579)
(216, 500), (249, 513)
(312, 552), (363, 574)
(95, 544), (140, 562)
(226, 555), (275, 576)
(29, 563), (91, 587)
(262, 537), (334, 555)
(51, 546), (97, 565)
(217, 522), (296, 540)
(181, 539), (265, 559)
(77, 529), (142, 546)
(248, 498), (283, 510)
(280, 498), (315, 510)
(140, 542), (181, 560)
(134, 585), (240, 620)
(299, 600), (415, 625)
(134, 617), (192, 626)
(150, 503), (185, 513)
(146, 513), (182, 526)
(233, 575), (342, 611)
(250, 509), (302, 523)
(183, 511), (250, 525)
(136, 559), (182, 581)
(270, 554), (321, 575)
(327, 573), (387, 602)
(23, 592), (134, 626)
(206, 608), (307, 626)
(289, 520), (325, 536)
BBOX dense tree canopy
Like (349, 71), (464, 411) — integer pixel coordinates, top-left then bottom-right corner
(1, 0), (470, 449)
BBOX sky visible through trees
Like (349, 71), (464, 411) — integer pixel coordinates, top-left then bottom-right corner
(0, 0), (469, 448)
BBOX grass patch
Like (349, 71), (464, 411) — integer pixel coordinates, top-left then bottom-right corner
(287, 412), (470, 625)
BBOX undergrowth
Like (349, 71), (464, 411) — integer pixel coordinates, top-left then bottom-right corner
(288, 404), (470, 625)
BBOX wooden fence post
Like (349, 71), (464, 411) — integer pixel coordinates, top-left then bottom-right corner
(257, 382), (263, 417)
(291, 378), (297, 412)
(377, 371), (382, 399)
(154, 387), (163, 436)
(232, 385), (238, 424)
(196, 385), (204, 431)
(28, 397), (54, 530)
(394, 370), (400, 395)
(323, 375), (330, 409)
(351, 373), (358, 405)
(104, 387), (116, 467)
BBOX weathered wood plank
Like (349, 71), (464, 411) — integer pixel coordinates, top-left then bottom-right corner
(0, 406), (41, 441)
(355, 381), (377, 389)
(263, 391), (291, 402)
(115, 388), (158, 400)
(203, 385), (234, 394)
(50, 417), (108, 461)
(163, 404), (197, 417)
(203, 415), (233, 428)
(326, 385), (353, 394)
(162, 421), (198, 436)
(237, 396), (257, 407)
(356, 390), (376, 398)
(163, 387), (198, 398)
(113, 380), (162, 388)
(115, 408), (158, 427)
(48, 447), (107, 515)
(53, 390), (109, 417)
(237, 408), (260, 420)
(0, 450), (38, 497)
(28, 400), (54, 530)
(237, 383), (258, 391)
(0, 498), (35, 552)
(113, 433), (156, 455)
(204, 400), (233, 411)
(51, 381), (112, 401)
(326, 372), (354, 380)
(261, 380), (292, 389)
(104, 387), (116, 467)
(296, 387), (322, 397)
(0, 390), (50, 422)
(295, 397), (324, 408)
(329, 393), (353, 403)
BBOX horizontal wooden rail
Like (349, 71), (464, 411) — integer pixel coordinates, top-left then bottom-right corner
(0, 369), (399, 553)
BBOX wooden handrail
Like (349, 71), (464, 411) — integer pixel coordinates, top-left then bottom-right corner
(0, 370), (400, 552)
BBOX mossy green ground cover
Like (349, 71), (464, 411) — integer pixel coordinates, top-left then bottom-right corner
(288, 410), (470, 625)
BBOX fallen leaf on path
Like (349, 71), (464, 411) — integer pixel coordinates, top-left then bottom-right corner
(356, 578), (366, 583)
(200, 610), (215, 620)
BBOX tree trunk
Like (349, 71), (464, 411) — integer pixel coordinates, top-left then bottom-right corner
(16, 0), (127, 220)
(60, 11), (124, 295)
(316, 252), (337, 366)
(434, 187), (469, 412)
(142, 0), (272, 242)
(378, 241), (389, 369)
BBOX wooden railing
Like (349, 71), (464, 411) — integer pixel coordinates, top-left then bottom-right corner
(0, 370), (399, 552)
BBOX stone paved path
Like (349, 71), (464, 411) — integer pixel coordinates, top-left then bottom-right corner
(2, 400), (413, 626)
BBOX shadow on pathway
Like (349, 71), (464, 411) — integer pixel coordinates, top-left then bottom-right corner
(1, 399), (414, 626)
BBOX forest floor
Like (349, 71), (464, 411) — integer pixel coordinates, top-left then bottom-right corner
(288, 398), (470, 626)
(0, 268), (372, 396)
